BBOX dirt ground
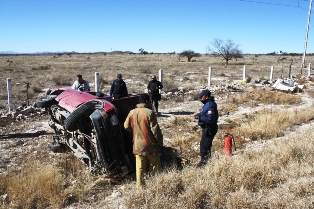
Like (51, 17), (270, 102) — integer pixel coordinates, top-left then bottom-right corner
(1, 53), (313, 171)
(1, 53), (314, 208)
(1, 84), (313, 174)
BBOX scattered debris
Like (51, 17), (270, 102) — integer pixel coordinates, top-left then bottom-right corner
(253, 83), (263, 87)
(272, 79), (304, 92)
(16, 140), (24, 146)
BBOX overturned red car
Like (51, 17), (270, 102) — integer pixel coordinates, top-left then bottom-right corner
(36, 87), (144, 174)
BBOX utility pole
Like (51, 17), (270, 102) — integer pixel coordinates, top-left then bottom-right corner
(301, 0), (313, 72)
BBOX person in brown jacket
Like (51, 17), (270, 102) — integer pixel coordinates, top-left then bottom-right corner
(124, 94), (163, 187)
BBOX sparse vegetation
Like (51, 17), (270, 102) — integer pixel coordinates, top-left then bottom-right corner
(32, 65), (50, 71)
(231, 88), (301, 106)
(139, 48), (148, 55)
(178, 50), (201, 62)
(31, 85), (43, 93)
(0, 155), (116, 209)
(123, 128), (314, 208)
(1, 53), (314, 208)
(208, 39), (243, 65)
(224, 118), (234, 123)
(238, 105), (314, 141)
(51, 76), (72, 86)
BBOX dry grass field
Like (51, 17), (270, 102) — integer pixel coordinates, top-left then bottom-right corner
(1, 53), (313, 108)
(0, 53), (314, 208)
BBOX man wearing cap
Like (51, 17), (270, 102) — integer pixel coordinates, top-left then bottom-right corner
(72, 74), (90, 91)
(194, 89), (219, 167)
(110, 74), (128, 99)
(147, 75), (163, 114)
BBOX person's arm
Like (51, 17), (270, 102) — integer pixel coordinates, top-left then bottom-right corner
(124, 111), (133, 132)
(72, 81), (78, 89)
(85, 80), (91, 91)
(123, 81), (128, 95)
(147, 81), (151, 92)
(109, 81), (114, 96)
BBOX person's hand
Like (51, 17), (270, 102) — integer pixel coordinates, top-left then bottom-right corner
(194, 113), (199, 119)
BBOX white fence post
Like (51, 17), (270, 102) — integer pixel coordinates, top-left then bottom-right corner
(270, 66), (274, 81)
(158, 69), (163, 82)
(158, 69), (163, 93)
(308, 63), (311, 77)
(7, 78), (13, 112)
(95, 72), (100, 92)
(243, 65), (246, 81)
(208, 67), (212, 87)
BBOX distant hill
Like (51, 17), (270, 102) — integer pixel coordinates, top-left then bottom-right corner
(0, 51), (20, 54)
(0, 51), (79, 55)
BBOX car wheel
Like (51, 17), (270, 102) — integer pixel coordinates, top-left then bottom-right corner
(36, 95), (57, 108)
(64, 103), (95, 132)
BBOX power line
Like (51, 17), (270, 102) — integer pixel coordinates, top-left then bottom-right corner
(238, 0), (307, 9)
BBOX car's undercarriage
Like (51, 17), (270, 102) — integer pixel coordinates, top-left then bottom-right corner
(36, 87), (142, 175)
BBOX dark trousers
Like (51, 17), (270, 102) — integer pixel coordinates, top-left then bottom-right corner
(151, 94), (159, 112)
(200, 128), (216, 158)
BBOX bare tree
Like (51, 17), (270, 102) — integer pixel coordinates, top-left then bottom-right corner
(179, 50), (201, 62)
(139, 48), (148, 55)
(208, 39), (243, 65)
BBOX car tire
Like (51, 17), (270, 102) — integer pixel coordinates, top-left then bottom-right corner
(64, 103), (95, 132)
(36, 95), (57, 108)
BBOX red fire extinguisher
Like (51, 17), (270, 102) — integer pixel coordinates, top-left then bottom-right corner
(224, 133), (236, 156)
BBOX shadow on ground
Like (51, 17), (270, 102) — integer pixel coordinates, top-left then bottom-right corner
(0, 131), (51, 140)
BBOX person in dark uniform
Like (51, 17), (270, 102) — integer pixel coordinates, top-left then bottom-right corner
(110, 74), (128, 99)
(147, 75), (163, 114)
(194, 89), (219, 167)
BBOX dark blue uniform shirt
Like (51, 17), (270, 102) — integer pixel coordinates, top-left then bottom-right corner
(198, 97), (218, 130)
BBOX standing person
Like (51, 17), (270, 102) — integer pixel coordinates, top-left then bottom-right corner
(124, 94), (163, 187)
(71, 74), (90, 91)
(147, 75), (163, 114)
(194, 89), (219, 167)
(110, 74), (128, 99)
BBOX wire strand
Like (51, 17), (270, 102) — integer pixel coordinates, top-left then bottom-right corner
(238, 0), (308, 10)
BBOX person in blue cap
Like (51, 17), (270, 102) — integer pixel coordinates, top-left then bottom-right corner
(194, 89), (219, 167)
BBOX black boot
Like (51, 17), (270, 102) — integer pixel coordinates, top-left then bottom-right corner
(196, 155), (208, 167)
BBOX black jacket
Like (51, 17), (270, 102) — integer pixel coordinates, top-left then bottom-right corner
(147, 80), (163, 94)
(110, 79), (128, 97)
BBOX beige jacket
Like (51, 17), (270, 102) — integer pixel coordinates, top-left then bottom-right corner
(124, 103), (163, 155)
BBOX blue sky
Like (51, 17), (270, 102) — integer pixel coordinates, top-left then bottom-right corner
(1, 0), (313, 54)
